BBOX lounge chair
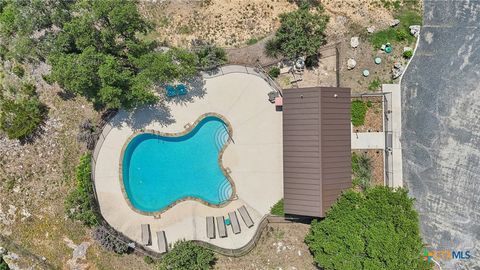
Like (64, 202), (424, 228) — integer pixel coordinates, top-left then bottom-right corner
(206, 216), (215, 239)
(238, 206), (254, 228)
(156, 231), (167, 254)
(216, 216), (227, 238)
(228, 211), (241, 234)
(176, 84), (187, 95)
(141, 224), (151, 246)
(165, 85), (176, 97)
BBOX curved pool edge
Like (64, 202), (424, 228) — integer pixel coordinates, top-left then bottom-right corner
(118, 112), (237, 217)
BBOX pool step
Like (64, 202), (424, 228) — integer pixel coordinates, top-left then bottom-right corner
(218, 178), (233, 202)
(214, 125), (229, 151)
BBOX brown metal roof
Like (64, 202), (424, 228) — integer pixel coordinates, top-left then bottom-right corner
(283, 87), (351, 217)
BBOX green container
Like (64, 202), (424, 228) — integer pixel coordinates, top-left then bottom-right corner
(385, 46), (392, 54)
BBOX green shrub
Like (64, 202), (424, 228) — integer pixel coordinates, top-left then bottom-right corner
(144, 256), (155, 264)
(246, 37), (258, 45)
(305, 187), (433, 270)
(158, 240), (215, 270)
(305, 54), (319, 68)
(403, 50), (413, 58)
(65, 153), (98, 227)
(0, 256), (9, 270)
(266, 5), (329, 58)
(12, 65), (24, 77)
(270, 198), (284, 216)
(268, 67), (280, 78)
(368, 78), (381, 91)
(193, 42), (227, 70)
(395, 28), (409, 41)
(351, 153), (372, 190)
(351, 100), (368, 127)
(0, 83), (47, 140)
(366, 100), (373, 108)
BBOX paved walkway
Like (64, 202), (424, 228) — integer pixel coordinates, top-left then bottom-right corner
(383, 84), (403, 188)
(351, 132), (385, 149)
(93, 69), (283, 252)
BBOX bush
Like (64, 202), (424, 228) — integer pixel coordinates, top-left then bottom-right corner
(65, 153), (98, 227)
(270, 198), (284, 216)
(351, 100), (368, 127)
(193, 41), (227, 70)
(0, 256), (9, 270)
(305, 187), (433, 270)
(12, 65), (24, 78)
(92, 226), (130, 254)
(0, 83), (47, 140)
(403, 50), (413, 59)
(266, 5), (329, 58)
(305, 54), (319, 68)
(351, 152), (372, 190)
(368, 78), (381, 91)
(246, 37), (258, 45)
(395, 28), (409, 41)
(144, 256), (155, 264)
(268, 67), (280, 78)
(158, 240), (215, 270)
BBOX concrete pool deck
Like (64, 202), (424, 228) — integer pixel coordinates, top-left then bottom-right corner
(93, 70), (283, 252)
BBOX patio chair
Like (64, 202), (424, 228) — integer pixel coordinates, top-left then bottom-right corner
(228, 211), (241, 234)
(156, 231), (168, 254)
(206, 216), (215, 239)
(165, 85), (177, 97)
(216, 216), (227, 238)
(176, 84), (187, 95)
(141, 224), (151, 246)
(238, 206), (254, 228)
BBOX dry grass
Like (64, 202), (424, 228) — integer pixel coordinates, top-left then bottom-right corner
(138, 0), (296, 48)
(215, 223), (316, 270)
(353, 149), (385, 186)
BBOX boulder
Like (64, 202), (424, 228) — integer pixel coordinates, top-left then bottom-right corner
(390, 19), (400, 27)
(403, 47), (413, 52)
(367, 26), (375, 33)
(392, 62), (404, 79)
(0, 247), (6, 256)
(350, 37), (359, 48)
(410, 25), (421, 37)
(347, 58), (356, 70)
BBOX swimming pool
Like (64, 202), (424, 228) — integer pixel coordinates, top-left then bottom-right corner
(121, 115), (234, 213)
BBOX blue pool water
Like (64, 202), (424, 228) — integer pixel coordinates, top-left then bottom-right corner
(122, 116), (233, 212)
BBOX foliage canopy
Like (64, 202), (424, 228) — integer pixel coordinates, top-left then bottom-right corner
(0, 83), (46, 140)
(351, 100), (368, 127)
(305, 187), (432, 270)
(158, 240), (215, 270)
(266, 5), (329, 59)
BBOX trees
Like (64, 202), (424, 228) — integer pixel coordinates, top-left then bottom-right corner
(192, 41), (227, 70)
(158, 240), (215, 270)
(266, 4), (329, 59)
(0, 83), (47, 140)
(0, 0), (199, 111)
(305, 187), (432, 270)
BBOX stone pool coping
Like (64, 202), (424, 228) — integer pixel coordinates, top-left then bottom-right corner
(118, 112), (237, 217)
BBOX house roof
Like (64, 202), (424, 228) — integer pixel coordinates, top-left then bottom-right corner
(282, 87), (351, 217)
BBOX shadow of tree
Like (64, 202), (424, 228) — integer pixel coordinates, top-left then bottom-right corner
(164, 75), (207, 106)
(110, 102), (175, 131)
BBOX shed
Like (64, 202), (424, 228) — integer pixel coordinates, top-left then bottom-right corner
(283, 87), (351, 217)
